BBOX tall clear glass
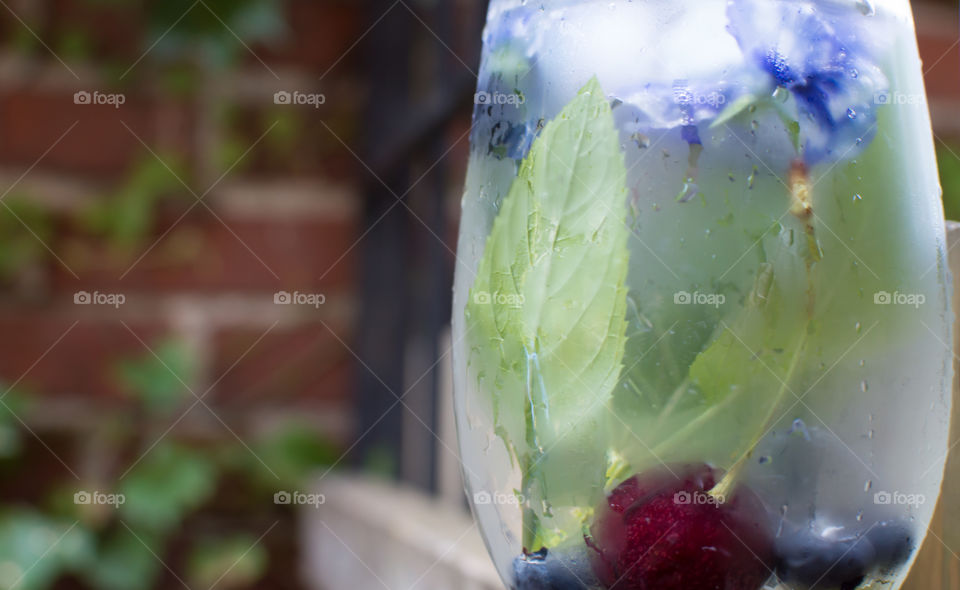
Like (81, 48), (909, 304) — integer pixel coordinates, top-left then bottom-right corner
(452, 2), (953, 589)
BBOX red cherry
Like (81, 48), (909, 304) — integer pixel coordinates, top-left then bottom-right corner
(586, 464), (774, 590)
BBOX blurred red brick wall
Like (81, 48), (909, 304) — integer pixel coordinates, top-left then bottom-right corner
(0, 0), (368, 440)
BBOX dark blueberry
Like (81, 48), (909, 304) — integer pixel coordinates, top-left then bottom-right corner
(865, 521), (913, 568)
(512, 546), (596, 590)
(774, 527), (875, 588)
(774, 520), (914, 589)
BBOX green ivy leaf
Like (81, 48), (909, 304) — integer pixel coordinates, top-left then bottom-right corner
(119, 443), (217, 533)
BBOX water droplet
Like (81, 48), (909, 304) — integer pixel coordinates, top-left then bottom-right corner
(631, 132), (651, 149)
(860, 380), (869, 393)
(867, 429), (874, 439)
(853, 193), (862, 202)
(747, 166), (758, 190)
(758, 456), (771, 464)
(864, 479), (873, 492)
(847, 108), (857, 119)
(850, 68), (860, 79)
(855, 321), (862, 333)
(856, 510), (864, 522)
(856, 0), (876, 16)
(859, 359), (866, 367)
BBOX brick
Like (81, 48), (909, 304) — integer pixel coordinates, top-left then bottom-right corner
(210, 321), (354, 403)
(48, 0), (145, 62)
(919, 35), (960, 102)
(0, 305), (165, 398)
(254, 1), (364, 72)
(50, 202), (360, 294)
(0, 88), (194, 178)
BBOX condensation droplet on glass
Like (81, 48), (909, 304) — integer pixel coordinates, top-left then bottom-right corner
(847, 108), (857, 119)
(859, 359), (866, 367)
(867, 429), (874, 439)
(853, 193), (862, 202)
(856, 0), (877, 16)
(860, 380), (869, 393)
(855, 321), (862, 333)
(856, 510), (864, 522)
(864, 480), (873, 492)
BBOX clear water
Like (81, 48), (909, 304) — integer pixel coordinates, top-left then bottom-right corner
(452, 1), (952, 588)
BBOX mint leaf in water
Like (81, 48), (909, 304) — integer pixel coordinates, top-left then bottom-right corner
(465, 78), (631, 545)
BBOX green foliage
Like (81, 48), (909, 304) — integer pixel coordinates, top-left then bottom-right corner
(466, 78), (631, 545)
(116, 339), (197, 414)
(251, 422), (339, 488)
(0, 195), (55, 281)
(0, 510), (94, 590)
(80, 155), (189, 250)
(81, 528), (163, 590)
(146, 0), (285, 66)
(120, 443), (218, 534)
(188, 534), (268, 590)
(938, 141), (960, 221)
(0, 341), (336, 590)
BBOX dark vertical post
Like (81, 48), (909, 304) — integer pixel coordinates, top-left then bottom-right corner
(352, 0), (413, 476)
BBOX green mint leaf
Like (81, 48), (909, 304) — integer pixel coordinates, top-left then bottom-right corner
(465, 77), (631, 537)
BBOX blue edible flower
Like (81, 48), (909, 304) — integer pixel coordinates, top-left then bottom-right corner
(726, 0), (890, 165)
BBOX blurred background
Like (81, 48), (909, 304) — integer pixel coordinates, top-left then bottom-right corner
(0, 1), (954, 589)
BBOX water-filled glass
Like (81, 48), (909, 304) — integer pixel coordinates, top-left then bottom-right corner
(452, 2), (953, 589)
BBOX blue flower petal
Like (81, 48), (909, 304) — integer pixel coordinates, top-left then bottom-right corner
(727, 0), (890, 165)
